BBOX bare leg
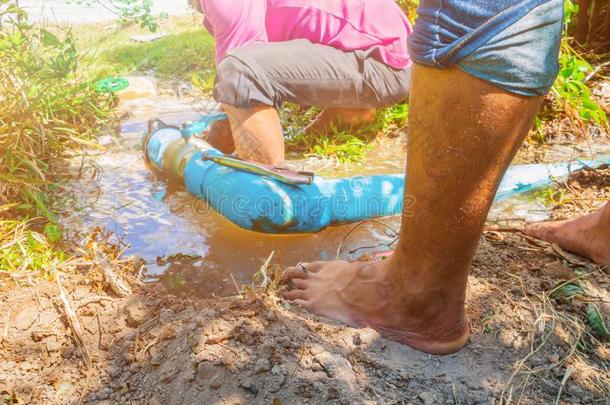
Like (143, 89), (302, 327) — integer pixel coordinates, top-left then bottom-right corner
(221, 104), (285, 166)
(284, 65), (543, 354)
(525, 202), (610, 267)
(303, 107), (377, 135)
(206, 119), (235, 155)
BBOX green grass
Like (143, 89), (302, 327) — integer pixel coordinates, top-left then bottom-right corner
(282, 103), (409, 163)
(100, 29), (215, 82)
(1, 1), (114, 276)
(289, 129), (371, 164)
(64, 15), (217, 87)
(531, 0), (609, 144)
(0, 220), (68, 278)
(533, 186), (571, 207)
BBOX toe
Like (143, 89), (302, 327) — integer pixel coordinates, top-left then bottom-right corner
(281, 267), (310, 283)
(301, 261), (347, 273)
(291, 278), (309, 290)
(291, 299), (314, 311)
(284, 288), (309, 301)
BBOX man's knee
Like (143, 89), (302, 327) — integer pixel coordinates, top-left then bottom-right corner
(214, 55), (275, 108)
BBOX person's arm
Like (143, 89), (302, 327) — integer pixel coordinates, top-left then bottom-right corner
(199, 0), (268, 64)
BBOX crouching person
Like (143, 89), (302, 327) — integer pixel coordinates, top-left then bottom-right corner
(196, 0), (412, 165)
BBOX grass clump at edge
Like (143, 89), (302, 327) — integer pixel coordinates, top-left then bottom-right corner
(0, 1), (115, 275)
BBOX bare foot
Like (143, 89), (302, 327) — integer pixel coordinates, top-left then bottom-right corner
(283, 257), (470, 354)
(525, 202), (610, 268)
(303, 107), (377, 136)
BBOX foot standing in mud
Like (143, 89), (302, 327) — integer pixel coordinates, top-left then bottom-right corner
(283, 0), (565, 354)
(526, 201), (610, 268)
(196, 0), (412, 163)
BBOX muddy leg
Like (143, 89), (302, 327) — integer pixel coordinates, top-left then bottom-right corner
(221, 103), (285, 166)
(284, 65), (543, 354)
(206, 119), (236, 154)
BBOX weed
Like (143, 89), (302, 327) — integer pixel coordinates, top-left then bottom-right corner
(0, 220), (67, 278)
(283, 102), (407, 163)
(551, 42), (608, 127)
(287, 128), (370, 164)
(311, 132), (370, 163)
(1, 3), (113, 216)
(533, 0), (609, 144)
(0, 1), (113, 274)
(534, 186), (570, 207)
(375, 102), (409, 133)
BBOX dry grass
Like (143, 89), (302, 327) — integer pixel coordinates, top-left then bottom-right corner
(499, 287), (607, 404)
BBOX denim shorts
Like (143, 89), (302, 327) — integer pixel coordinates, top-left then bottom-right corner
(408, 0), (564, 96)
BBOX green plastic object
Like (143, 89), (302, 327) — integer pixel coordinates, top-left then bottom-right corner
(586, 303), (610, 339)
(95, 76), (129, 94)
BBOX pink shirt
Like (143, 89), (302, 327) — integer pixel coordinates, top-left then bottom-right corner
(200, 0), (412, 70)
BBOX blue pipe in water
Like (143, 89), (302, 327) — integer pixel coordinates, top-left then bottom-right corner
(143, 115), (610, 234)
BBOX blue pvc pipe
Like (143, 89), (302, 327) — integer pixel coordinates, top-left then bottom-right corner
(496, 157), (610, 200)
(146, 127), (404, 233)
(145, 120), (610, 234)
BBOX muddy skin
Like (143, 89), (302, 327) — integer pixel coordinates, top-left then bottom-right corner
(525, 202), (610, 268)
(285, 65), (545, 356)
(283, 257), (470, 354)
(206, 119), (235, 154)
(222, 103), (286, 166)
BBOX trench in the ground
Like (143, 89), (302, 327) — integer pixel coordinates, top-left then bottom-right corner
(53, 94), (610, 298)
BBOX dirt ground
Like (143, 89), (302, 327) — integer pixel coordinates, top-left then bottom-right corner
(1, 166), (608, 405)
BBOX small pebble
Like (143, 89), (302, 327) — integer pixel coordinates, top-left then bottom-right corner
(197, 361), (219, 380)
(255, 358), (271, 373)
(209, 375), (223, 390)
(547, 354), (559, 364)
(239, 378), (258, 394)
(418, 391), (434, 405)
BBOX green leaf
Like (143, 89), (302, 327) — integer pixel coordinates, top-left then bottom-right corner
(44, 222), (62, 243)
(551, 282), (584, 300)
(41, 29), (60, 47)
(586, 304), (610, 339)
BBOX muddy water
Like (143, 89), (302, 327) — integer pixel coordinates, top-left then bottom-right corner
(56, 96), (400, 297)
(56, 94), (609, 298)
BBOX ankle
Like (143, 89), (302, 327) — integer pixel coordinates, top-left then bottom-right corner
(379, 252), (469, 295)
(376, 256), (467, 318)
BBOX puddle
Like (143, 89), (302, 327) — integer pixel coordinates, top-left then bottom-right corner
(55, 93), (610, 298)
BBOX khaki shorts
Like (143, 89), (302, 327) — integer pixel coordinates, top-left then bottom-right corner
(214, 39), (411, 109)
